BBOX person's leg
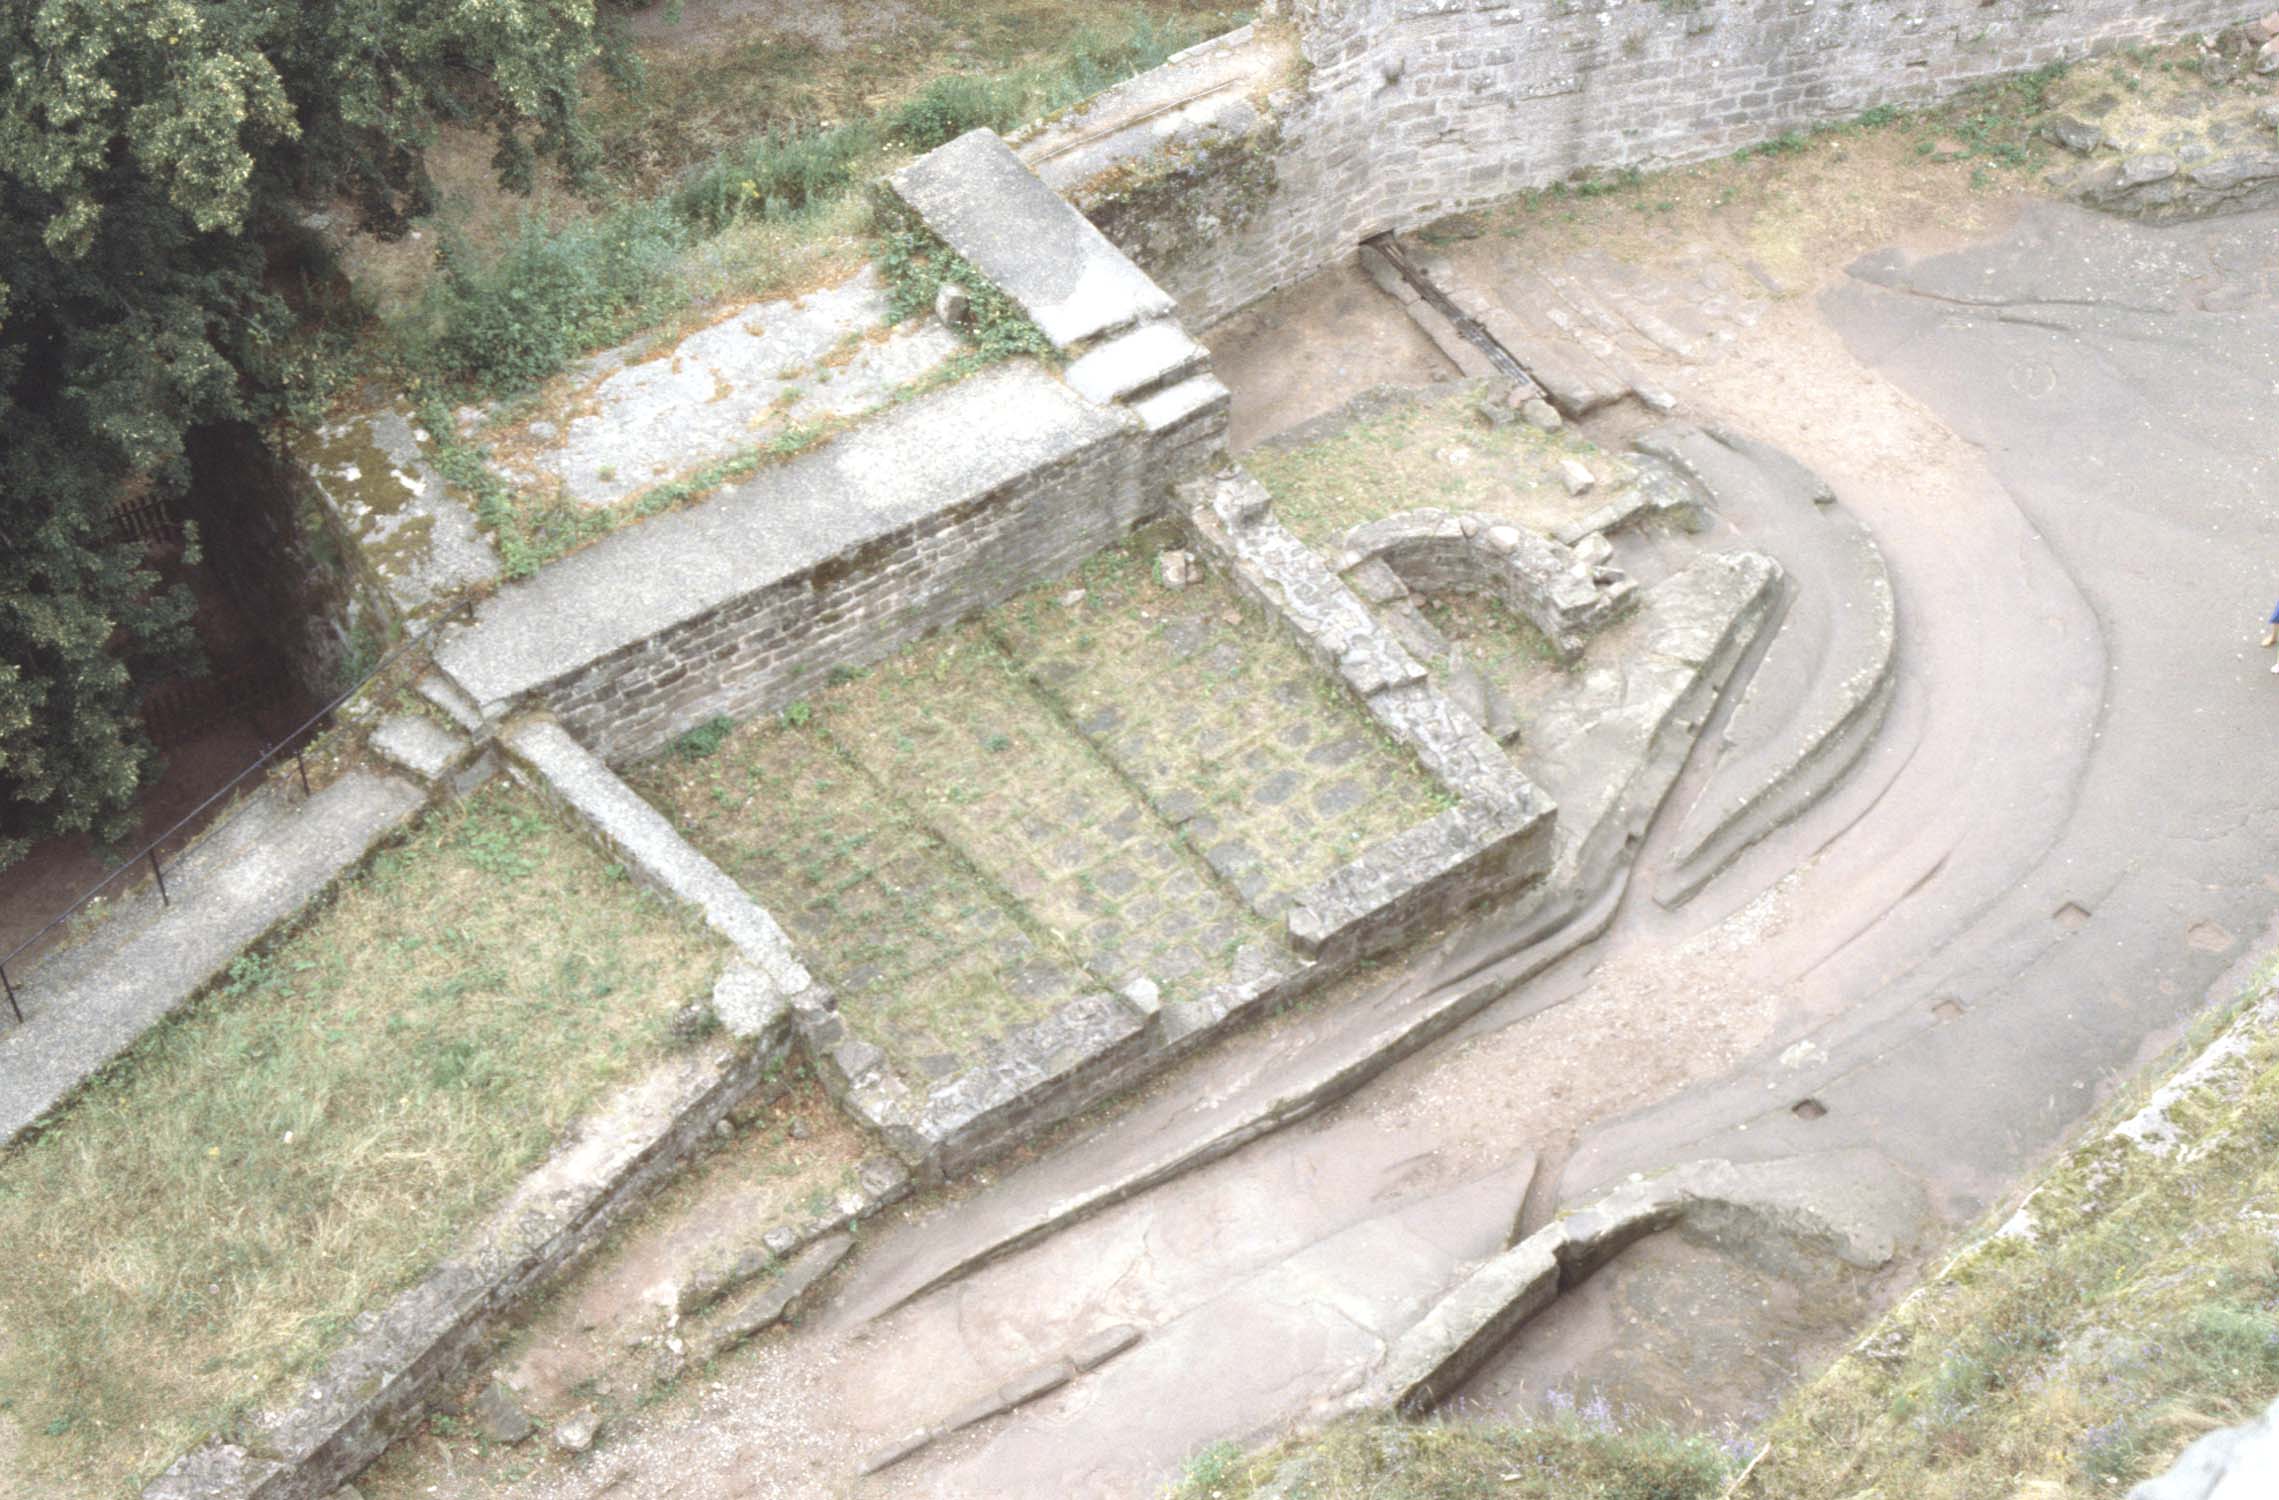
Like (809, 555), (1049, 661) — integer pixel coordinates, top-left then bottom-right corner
(2264, 600), (2279, 648)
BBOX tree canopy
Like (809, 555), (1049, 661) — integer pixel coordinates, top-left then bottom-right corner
(0, 0), (607, 869)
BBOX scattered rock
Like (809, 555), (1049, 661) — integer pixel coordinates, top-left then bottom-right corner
(1158, 549), (1195, 590)
(1061, 587), (1087, 608)
(1472, 396), (1516, 429)
(1517, 397), (1564, 431)
(666, 1001), (712, 1042)
(553, 1408), (600, 1454)
(2251, 9), (2279, 42)
(1633, 384), (1680, 413)
(713, 1118), (734, 1140)
(1484, 524), (1522, 555)
(1558, 457), (1596, 496)
(472, 1379), (534, 1445)
(1573, 531), (1615, 567)
(761, 1225), (798, 1256)
(2042, 115), (2104, 154)
(934, 281), (972, 327)
(2259, 37), (2279, 74)
(787, 1117), (811, 1141)
(2121, 152), (2180, 185)
(2260, 102), (2279, 131)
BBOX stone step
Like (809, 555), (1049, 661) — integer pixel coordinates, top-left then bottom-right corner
(415, 671), (486, 733)
(1131, 372), (1231, 434)
(1063, 321), (1207, 407)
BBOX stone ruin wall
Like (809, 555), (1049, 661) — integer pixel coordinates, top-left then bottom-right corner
(546, 411), (1207, 765)
(1072, 0), (2249, 325)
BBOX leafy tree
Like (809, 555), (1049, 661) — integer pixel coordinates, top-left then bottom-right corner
(0, 0), (608, 869)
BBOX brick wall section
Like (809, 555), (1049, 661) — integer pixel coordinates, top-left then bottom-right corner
(1047, 0), (2246, 324)
(546, 426), (1153, 762)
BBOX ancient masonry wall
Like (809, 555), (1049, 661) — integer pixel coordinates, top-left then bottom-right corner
(1045, 0), (2248, 325)
(543, 407), (1168, 763)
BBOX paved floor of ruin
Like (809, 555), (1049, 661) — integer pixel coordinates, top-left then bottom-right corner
(357, 185), (2279, 1499)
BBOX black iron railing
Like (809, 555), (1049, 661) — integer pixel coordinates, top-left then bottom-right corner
(0, 618), (461, 1027)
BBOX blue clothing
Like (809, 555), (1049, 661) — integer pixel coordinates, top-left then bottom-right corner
(2270, 600), (2279, 625)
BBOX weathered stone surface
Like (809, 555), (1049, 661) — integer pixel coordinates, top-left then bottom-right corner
(472, 1380), (534, 1444)
(2043, 114), (2103, 154)
(1069, 1323), (1145, 1371)
(369, 714), (470, 784)
(503, 269), (962, 510)
(2, 771), (425, 1149)
(302, 408), (500, 621)
(890, 130), (1175, 349)
(998, 1359), (1075, 1408)
(1558, 457), (1596, 496)
(698, 1231), (856, 1359)
(1065, 321), (1205, 405)
(858, 1430), (937, 1476)
(1639, 424), (1896, 908)
(1363, 1234), (1562, 1414)
(1338, 507), (1633, 662)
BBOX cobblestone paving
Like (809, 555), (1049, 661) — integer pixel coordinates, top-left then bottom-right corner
(994, 539), (1448, 920)
(822, 624), (1281, 1004)
(630, 722), (1091, 1083)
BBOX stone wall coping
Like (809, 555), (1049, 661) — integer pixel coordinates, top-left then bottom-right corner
(888, 130), (1176, 350)
(500, 715), (810, 1025)
(145, 1013), (788, 1500)
(433, 361), (1129, 716)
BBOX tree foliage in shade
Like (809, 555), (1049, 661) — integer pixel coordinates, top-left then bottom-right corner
(0, 0), (607, 869)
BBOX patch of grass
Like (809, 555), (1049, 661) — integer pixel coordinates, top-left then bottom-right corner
(630, 707), (1081, 1079)
(1739, 969), (2279, 1500)
(671, 121), (879, 234)
(1243, 383), (1632, 548)
(0, 786), (723, 1496)
(1159, 1410), (1737, 1499)
(410, 201), (694, 397)
(874, 217), (1054, 364)
(370, 7), (1230, 402)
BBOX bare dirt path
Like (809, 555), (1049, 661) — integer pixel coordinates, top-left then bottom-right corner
(357, 170), (2279, 1499)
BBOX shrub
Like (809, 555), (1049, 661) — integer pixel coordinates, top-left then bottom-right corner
(886, 74), (1025, 150)
(672, 121), (876, 233)
(417, 203), (688, 393)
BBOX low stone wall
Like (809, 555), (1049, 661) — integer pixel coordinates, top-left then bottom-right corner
(1031, 0), (2248, 326)
(1339, 508), (1635, 661)
(1178, 469), (1557, 966)
(433, 358), (1225, 764)
(145, 1005), (791, 1500)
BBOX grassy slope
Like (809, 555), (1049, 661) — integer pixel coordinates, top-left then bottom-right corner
(0, 786), (723, 1498)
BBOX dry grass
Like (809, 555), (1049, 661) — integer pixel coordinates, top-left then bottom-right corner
(1164, 1411), (1735, 1499)
(1739, 972), (2279, 1500)
(1242, 384), (1635, 550)
(631, 709), (1085, 1080)
(0, 786), (723, 1499)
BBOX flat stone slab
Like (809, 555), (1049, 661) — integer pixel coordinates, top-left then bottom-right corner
(502, 716), (812, 1012)
(0, 770), (426, 1146)
(492, 268), (963, 509)
(890, 130), (1175, 350)
(368, 714), (469, 783)
(434, 362), (1127, 717)
(303, 409), (500, 620)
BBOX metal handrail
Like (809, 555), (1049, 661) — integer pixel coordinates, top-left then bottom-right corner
(0, 610), (467, 1026)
